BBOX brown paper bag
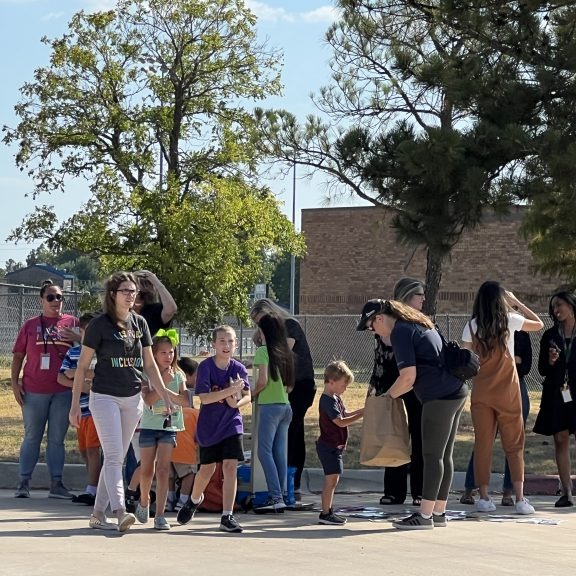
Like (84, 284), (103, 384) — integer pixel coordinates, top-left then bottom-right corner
(359, 394), (410, 467)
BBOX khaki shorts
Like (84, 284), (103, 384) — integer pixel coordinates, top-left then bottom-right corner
(170, 462), (197, 479)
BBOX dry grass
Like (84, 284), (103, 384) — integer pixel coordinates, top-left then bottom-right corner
(0, 367), (558, 475)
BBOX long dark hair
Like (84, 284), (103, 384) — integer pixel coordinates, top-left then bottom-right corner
(257, 313), (294, 391)
(549, 291), (576, 325)
(103, 271), (138, 326)
(471, 281), (509, 355)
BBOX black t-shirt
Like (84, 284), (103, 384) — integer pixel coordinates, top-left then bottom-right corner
(84, 312), (152, 397)
(285, 318), (315, 388)
(391, 321), (464, 404)
(318, 393), (348, 449)
(369, 336), (399, 396)
(140, 302), (170, 336)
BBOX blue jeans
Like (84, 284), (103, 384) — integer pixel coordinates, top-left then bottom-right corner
(465, 376), (530, 491)
(19, 390), (72, 482)
(258, 403), (292, 500)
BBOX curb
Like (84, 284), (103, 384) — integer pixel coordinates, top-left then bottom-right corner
(0, 461), (565, 496)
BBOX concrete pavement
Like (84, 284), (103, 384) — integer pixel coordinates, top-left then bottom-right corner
(0, 489), (572, 576)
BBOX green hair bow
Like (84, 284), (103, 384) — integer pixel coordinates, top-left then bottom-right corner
(155, 328), (180, 347)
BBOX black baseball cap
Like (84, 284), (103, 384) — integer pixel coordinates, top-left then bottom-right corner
(356, 299), (386, 331)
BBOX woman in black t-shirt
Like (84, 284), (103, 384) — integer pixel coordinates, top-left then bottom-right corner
(69, 272), (174, 533)
(251, 299), (316, 502)
(133, 270), (178, 335)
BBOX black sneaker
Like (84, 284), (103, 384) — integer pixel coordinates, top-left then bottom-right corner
(253, 497), (285, 513)
(14, 482), (30, 499)
(72, 493), (96, 506)
(318, 509), (347, 526)
(177, 494), (203, 525)
(432, 513), (447, 528)
(125, 489), (138, 513)
(392, 512), (434, 531)
(219, 514), (243, 533)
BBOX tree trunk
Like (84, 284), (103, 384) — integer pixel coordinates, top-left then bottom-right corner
(423, 247), (444, 319)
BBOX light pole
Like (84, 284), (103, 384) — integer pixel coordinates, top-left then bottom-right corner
(289, 159), (296, 315)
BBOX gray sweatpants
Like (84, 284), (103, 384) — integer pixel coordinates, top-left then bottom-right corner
(421, 394), (467, 502)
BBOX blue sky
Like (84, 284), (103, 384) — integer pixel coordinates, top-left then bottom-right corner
(0, 0), (366, 268)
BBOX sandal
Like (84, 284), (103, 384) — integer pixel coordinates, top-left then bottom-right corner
(412, 497), (422, 506)
(459, 494), (475, 505)
(379, 495), (403, 505)
(501, 495), (515, 507)
(555, 494), (574, 508)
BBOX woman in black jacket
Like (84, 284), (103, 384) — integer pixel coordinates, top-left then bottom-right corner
(534, 291), (576, 507)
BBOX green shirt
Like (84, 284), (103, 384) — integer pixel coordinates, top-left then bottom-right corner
(254, 346), (289, 405)
(140, 371), (185, 431)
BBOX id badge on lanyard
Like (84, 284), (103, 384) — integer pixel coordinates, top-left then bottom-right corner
(40, 353), (51, 370)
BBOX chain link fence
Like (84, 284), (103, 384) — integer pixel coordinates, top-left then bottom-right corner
(0, 284), (553, 463)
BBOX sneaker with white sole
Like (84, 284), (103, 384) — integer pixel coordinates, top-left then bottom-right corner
(154, 516), (171, 531)
(219, 514), (243, 533)
(177, 494), (204, 525)
(117, 512), (136, 533)
(89, 515), (118, 531)
(476, 498), (497, 513)
(392, 512), (434, 530)
(318, 509), (347, 525)
(515, 498), (535, 515)
(432, 513), (447, 527)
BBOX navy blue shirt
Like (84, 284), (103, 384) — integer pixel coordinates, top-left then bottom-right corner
(390, 321), (465, 404)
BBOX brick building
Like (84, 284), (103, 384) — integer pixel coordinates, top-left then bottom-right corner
(299, 206), (561, 315)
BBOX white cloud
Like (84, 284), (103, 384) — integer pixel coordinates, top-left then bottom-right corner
(301, 6), (340, 24)
(40, 11), (64, 21)
(246, 1), (339, 25)
(245, 0), (295, 23)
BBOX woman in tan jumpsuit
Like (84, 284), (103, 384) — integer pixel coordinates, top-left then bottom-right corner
(462, 282), (543, 514)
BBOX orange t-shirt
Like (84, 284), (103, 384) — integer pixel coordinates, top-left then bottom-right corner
(171, 407), (199, 465)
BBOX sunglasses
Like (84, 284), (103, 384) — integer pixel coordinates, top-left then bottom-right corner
(163, 414), (172, 429)
(45, 294), (64, 302)
(115, 289), (139, 296)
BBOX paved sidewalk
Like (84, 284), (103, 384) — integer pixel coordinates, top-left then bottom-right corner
(0, 490), (572, 576)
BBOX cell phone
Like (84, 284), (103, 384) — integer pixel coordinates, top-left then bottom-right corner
(550, 341), (561, 352)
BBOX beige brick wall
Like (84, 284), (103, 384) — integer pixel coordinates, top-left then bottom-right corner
(299, 206), (561, 315)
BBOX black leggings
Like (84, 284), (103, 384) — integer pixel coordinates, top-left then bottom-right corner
(288, 382), (316, 491)
(421, 395), (467, 502)
(384, 390), (423, 502)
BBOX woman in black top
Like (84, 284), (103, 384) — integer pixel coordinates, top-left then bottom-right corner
(534, 291), (576, 507)
(251, 299), (316, 501)
(133, 270), (178, 335)
(367, 277), (425, 506)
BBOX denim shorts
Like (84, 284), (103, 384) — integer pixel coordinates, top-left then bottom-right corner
(316, 440), (344, 476)
(139, 428), (177, 448)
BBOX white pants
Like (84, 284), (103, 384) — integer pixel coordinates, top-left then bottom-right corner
(89, 392), (143, 513)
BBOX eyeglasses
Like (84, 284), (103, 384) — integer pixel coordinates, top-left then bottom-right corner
(115, 289), (139, 296)
(163, 414), (172, 429)
(45, 294), (64, 302)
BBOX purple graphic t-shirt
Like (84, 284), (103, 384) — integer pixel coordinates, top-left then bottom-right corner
(195, 357), (250, 447)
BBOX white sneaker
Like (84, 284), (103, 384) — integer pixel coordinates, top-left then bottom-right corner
(476, 498), (496, 512)
(515, 498), (535, 515)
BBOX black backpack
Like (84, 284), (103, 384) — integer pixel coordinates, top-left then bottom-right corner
(437, 325), (480, 381)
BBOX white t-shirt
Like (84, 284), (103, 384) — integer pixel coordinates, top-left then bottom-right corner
(462, 312), (524, 357)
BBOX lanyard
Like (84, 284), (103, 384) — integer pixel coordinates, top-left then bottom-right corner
(558, 324), (576, 384)
(39, 314), (66, 359)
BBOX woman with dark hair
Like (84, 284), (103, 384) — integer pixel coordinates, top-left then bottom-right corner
(250, 298), (315, 502)
(357, 299), (467, 530)
(252, 313), (294, 511)
(369, 277), (425, 507)
(462, 282), (543, 515)
(133, 270), (177, 335)
(69, 271), (174, 532)
(12, 279), (79, 499)
(534, 291), (576, 507)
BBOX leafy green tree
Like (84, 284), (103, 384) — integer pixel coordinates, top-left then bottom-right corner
(3, 0), (302, 329)
(255, 0), (555, 315)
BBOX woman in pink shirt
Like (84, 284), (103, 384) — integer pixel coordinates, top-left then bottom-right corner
(11, 279), (78, 499)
